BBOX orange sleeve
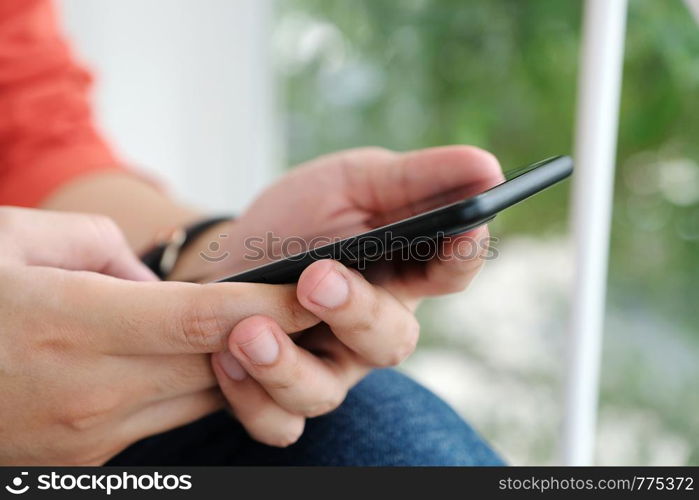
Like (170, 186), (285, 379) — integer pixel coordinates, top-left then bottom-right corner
(0, 0), (124, 207)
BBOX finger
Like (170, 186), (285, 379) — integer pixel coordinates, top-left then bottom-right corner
(223, 315), (361, 417)
(339, 146), (504, 214)
(426, 224), (491, 293)
(294, 322), (373, 380)
(120, 388), (225, 444)
(296, 260), (420, 367)
(52, 272), (320, 355)
(384, 224), (492, 299)
(115, 354), (217, 406)
(0, 207), (156, 281)
(211, 351), (306, 447)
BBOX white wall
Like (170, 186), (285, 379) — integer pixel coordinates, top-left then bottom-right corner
(57, 0), (279, 213)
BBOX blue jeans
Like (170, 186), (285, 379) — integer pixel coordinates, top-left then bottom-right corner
(108, 369), (503, 466)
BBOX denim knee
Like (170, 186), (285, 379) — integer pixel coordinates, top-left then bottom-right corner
(292, 369), (504, 466)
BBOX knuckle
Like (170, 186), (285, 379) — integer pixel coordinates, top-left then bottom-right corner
(251, 417), (305, 448)
(85, 215), (126, 262)
(10, 328), (73, 377)
(330, 147), (396, 175)
(262, 349), (303, 391)
(348, 296), (379, 336)
(177, 285), (230, 352)
(87, 215), (123, 244)
(285, 294), (314, 331)
(352, 315), (375, 336)
(89, 214), (119, 234)
(234, 402), (267, 427)
(303, 388), (347, 418)
(402, 316), (421, 356)
(30, 336), (73, 364)
(367, 295), (383, 325)
(377, 315), (420, 367)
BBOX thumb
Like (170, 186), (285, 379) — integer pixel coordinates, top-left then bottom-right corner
(0, 207), (157, 281)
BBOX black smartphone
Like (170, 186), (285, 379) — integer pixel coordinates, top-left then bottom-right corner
(215, 155), (573, 284)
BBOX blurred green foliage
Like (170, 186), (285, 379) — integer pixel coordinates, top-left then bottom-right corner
(278, 0), (699, 329)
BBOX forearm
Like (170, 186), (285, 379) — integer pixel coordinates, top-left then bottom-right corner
(40, 171), (202, 255)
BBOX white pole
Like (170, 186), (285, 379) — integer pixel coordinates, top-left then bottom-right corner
(562, 0), (628, 466)
(685, 0), (699, 24)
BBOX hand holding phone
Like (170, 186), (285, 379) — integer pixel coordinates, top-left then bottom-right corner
(215, 154), (572, 285)
(205, 148), (571, 449)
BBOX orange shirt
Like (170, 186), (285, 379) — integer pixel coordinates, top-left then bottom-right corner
(0, 0), (123, 207)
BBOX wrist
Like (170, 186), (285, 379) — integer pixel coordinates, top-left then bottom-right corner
(41, 171), (203, 253)
(167, 218), (237, 282)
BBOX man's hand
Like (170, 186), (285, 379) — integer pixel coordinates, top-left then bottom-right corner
(200, 146), (503, 445)
(31, 145), (504, 453)
(0, 207), (319, 464)
(0, 207), (422, 459)
(177, 146), (503, 309)
(211, 258), (419, 446)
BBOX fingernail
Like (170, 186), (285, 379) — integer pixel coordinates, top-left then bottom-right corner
(217, 351), (247, 381)
(236, 327), (279, 365)
(308, 269), (349, 309)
